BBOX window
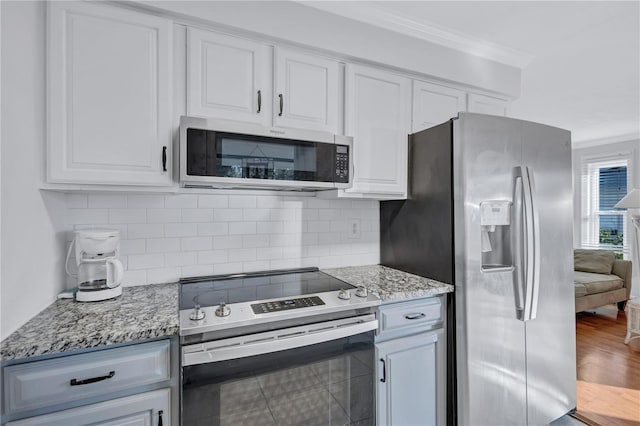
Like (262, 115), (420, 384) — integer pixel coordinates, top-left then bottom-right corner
(580, 155), (631, 258)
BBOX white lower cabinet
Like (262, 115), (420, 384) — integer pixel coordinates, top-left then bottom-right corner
(375, 297), (446, 426)
(6, 389), (170, 426)
(1, 340), (176, 426)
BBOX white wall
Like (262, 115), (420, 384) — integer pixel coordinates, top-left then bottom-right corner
(0, 1), (67, 339)
(572, 139), (640, 297)
(64, 193), (379, 286)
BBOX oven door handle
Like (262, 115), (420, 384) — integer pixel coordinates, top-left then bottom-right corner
(182, 315), (378, 366)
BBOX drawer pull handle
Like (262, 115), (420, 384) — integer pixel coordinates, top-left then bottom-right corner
(380, 358), (386, 383)
(69, 370), (115, 386)
(405, 313), (426, 320)
(158, 409), (164, 426)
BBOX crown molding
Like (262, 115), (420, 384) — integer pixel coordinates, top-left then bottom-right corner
(298, 1), (534, 69)
(572, 132), (640, 149)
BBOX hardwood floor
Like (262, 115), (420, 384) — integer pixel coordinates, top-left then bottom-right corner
(575, 305), (640, 426)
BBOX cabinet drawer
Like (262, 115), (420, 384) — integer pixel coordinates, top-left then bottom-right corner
(3, 340), (170, 414)
(378, 297), (442, 336)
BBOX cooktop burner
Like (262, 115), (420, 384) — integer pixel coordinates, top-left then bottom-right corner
(178, 267), (380, 339)
(179, 268), (356, 310)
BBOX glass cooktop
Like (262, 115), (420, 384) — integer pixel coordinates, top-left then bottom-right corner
(179, 268), (355, 310)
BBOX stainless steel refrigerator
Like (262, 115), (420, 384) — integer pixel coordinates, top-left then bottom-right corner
(380, 113), (576, 426)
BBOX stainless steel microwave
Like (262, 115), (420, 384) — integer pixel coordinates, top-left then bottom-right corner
(179, 116), (353, 190)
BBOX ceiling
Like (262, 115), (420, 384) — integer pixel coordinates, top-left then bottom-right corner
(303, 1), (640, 145)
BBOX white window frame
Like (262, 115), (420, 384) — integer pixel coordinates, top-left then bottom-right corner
(580, 154), (632, 258)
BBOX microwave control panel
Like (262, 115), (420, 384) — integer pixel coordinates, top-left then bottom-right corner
(335, 145), (350, 183)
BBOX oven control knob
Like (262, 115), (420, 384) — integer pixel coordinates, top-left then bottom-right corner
(215, 303), (231, 317)
(355, 286), (368, 298)
(338, 289), (351, 300)
(189, 304), (205, 321)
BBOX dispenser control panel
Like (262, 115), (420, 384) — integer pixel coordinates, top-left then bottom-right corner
(480, 201), (511, 226)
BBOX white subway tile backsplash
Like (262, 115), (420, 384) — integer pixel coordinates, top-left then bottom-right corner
(229, 195), (257, 208)
(66, 194), (88, 208)
(147, 267), (181, 284)
(128, 254), (164, 270)
(66, 209), (109, 225)
(307, 221), (331, 233)
(148, 209), (181, 223)
(242, 234), (269, 248)
(213, 262), (244, 275)
(147, 238), (180, 253)
(257, 221), (284, 234)
(257, 247), (284, 260)
(64, 193), (380, 286)
(127, 195), (165, 208)
(181, 236), (213, 251)
(242, 208), (270, 221)
(122, 270), (147, 286)
(197, 222), (229, 236)
(228, 248), (256, 262)
(165, 223), (197, 237)
(110, 209), (146, 224)
(182, 209), (213, 223)
(213, 235), (243, 249)
(199, 194), (229, 208)
(197, 250), (228, 265)
(243, 260), (270, 272)
(214, 208), (244, 222)
(120, 239), (146, 255)
(89, 194), (127, 209)
(128, 224), (163, 239)
(229, 221), (257, 235)
(182, 264), (214, 277)
(165, 194), (198, 208)
(165, 251), (198, 267)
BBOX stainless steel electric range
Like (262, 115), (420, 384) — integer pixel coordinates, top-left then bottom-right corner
(179, 267), (381, 426)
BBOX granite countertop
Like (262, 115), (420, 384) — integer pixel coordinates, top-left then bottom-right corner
(323, 265), (453, 303)
(0, 283), (179, 362)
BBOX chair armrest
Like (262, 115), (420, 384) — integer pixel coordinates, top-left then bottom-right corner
(612, 259), (633, 299)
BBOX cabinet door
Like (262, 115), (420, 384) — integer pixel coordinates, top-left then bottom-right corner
(467, 93), (509, 116)
(345, 65), (411, 197)
(376, 330), (445, 426)
(187, 28), (271, 125)
(274, 47), (340, 133)
(47, 2), (172, 186)
(6, 388), (170, 426)
(412, 81), (466, 132)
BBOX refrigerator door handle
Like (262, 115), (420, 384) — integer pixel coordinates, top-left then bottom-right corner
(521, 166), (540, 321)
(513, 169), (525, 318)
(524, 166), (541, 320)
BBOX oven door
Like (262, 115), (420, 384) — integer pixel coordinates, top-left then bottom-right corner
(182, 314), (377, 426)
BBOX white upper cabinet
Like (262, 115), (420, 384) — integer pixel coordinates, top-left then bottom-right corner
(345, 65), (411, 198)
(47, 2), (173, 186)
(187, 28), (272, 125)
(412, 80), (466, 132)
(467, 93), (510, 116)
(273, 47), (340, 133)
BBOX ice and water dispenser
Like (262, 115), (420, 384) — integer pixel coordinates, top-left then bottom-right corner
(480, 201), (512, 271)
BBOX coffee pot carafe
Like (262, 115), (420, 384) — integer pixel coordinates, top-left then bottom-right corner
(65, 229), (124, 302)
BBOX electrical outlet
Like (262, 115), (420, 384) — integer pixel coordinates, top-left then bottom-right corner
(348, 219), (361, 239)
